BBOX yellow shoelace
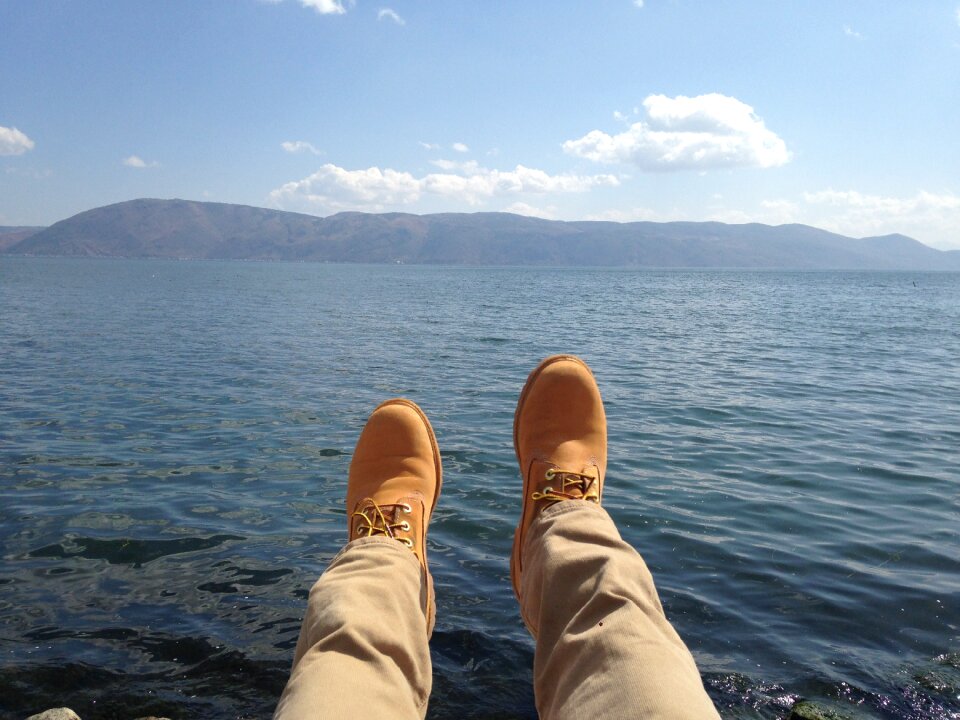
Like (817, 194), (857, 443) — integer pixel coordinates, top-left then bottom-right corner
(531, 468), (600, 504)
(352, 499), (415, 549)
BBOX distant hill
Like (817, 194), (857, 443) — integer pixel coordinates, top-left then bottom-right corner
(0, 226), (45, 252)
(5, 198), (959, 269)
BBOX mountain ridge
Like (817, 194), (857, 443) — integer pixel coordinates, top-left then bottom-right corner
(4, 198), (959, 269)
(0, 225), (45, 251)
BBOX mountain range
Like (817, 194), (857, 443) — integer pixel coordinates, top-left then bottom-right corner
(3, 198), (959, 269)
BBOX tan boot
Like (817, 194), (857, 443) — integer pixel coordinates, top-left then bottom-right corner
(346, 398), (443, 636)
(511, 355), (607, 602)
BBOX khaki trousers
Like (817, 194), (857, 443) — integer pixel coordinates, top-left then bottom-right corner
(275, 502), (720, 719)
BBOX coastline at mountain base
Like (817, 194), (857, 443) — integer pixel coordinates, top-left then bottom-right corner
(5, 198), (958, 270)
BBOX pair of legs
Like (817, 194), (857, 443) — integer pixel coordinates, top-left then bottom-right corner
(274, 355), (720, 719)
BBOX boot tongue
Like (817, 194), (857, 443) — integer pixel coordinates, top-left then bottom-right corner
(352, 499), (402, 538)
(531, 463), (600, 506)
(549, 469), (597, 499)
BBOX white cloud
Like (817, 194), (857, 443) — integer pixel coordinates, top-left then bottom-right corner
(4, 166), (52, 179)
(452, 142), (470, 153)
(586, 207), (660, 222)
(611, 190), (959, 248)
(633, 0), (644, 7)
(0, 126), (35, 156)
(803, 189), (960, 217)
(419, 141), (440, 151)
(282, 140), (322, 155)
(843, 25), (862, 39)
(583, 190), (959, 249)
(504, 202), (557, 219)
(433, 164), (616, 197)
(264, 0), (349, 13)
(300, 0), (346, 15)
(801, 189), (960, 247)
(702, 190), (960, 249)
(270, 165), (418, 212)
(429, 158), (473, 172)
(759, 199), (800, 224)
(269, 162), (618, 213)
(377, 8), (405, 25)
(563, 93), (791, 171)
(706, 208), (756, 224)
(122, 155), (158, 168)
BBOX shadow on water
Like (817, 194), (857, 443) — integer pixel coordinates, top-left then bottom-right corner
(2, 626), (289, 717)
(28, 535), (245, 567)
(3, 645), (958, 719)
(1, 629), (539, 720)
(428, 630), (537, 720)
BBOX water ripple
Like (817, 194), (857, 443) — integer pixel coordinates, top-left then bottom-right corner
(1, 259), (958, 718)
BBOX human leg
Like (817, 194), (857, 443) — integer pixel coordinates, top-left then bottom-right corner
(522, 503), (720, 720)
(274, 399), (442, 720)
(512, 356), (719, 720)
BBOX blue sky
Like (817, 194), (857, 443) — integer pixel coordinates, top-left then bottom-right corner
(2, 1), (959, 249)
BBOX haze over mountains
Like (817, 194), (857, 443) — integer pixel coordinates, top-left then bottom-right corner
(3, 198), (959, 269)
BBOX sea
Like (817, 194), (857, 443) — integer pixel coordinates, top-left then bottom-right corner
(1, 256), (958, 719)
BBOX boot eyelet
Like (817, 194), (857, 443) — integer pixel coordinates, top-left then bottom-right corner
(400, 521), (410, 531)
(400, 503), (412, 513)
(545, 469), (556, 480)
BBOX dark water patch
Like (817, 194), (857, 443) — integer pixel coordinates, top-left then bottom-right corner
(198, 564), (294, 593)
(428, 629), (537, 719)
(0, 662), (191, 720)
(14, 454), (137, 468)
(179, 649), (288, 706)
(705, 672), (798, 717)
(28, 534), (245, 566)
(706, 660), (960, 720)
(914, 654), (960, 696)
(25, 626), (140, 643)
(0, 655), (288, 719)
(17, 418), (63, 429)
(134, 633), (225, 664)
(42, 566), (75, 576)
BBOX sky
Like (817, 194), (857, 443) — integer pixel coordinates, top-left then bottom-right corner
(2, 1), (959, 249)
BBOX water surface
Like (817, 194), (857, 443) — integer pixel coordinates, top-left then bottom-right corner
(1, 258), (958, 718)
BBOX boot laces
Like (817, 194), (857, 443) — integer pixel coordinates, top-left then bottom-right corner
(531, 468), (600, 504)
(352, 499), (415, 549)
